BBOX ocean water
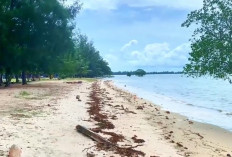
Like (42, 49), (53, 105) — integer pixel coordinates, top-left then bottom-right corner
(107, 74), (232, 131)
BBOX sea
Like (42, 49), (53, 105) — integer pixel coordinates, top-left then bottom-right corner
(107, 74), (232, 131)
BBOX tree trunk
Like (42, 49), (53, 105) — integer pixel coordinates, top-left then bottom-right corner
(0, 74), (2, 86)
(5, 68), (11, 87)
(26, 74), (30, 82)
(15, 75), (19, 83)
(31, 74), (35, 81)
(22, 71), (27, 85)
(10, 0), (15, 10)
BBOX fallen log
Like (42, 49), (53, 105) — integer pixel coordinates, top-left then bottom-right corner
(76, 125), (146, 156)
(76, 125), (114, 147)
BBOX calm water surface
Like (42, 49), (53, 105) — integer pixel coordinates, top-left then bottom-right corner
(107, 74), (232, 131)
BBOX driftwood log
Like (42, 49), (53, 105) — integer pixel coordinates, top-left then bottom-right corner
(76, 125), (146, 156)
(76, 125), (115, 148)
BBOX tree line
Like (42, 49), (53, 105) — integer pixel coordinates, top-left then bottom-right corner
(113, 69), (146, 77)
(113, 70), (183, 76)
(0, 0), (111, 87)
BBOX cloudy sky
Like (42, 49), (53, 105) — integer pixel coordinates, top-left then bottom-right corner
(73, 0), (203, 72)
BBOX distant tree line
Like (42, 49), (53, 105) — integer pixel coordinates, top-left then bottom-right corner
(113, 69), (146, 77)
(147, 71), (183, 74)
(0, 0), (111, 87)
(113, 70), (182, 76)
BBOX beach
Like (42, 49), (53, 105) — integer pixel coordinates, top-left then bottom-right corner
(0, 80), (232, 157)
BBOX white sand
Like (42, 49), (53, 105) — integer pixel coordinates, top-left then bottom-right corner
(0, 80), (232, 157)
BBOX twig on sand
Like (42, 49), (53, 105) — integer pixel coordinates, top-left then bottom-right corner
(82, 145), (95, 152)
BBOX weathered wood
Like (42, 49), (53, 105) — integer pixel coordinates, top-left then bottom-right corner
(76, 125), (114, 147)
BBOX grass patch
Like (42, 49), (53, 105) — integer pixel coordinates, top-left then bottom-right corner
(19, 91), (30, 96)
(16, 90), (51, 100)
(15, 91), (31, 99)
(64, 78), (97, 82)
(11, 108), (44, 118)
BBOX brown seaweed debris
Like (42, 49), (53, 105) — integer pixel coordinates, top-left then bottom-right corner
(87, 82), (115, 130)
(101, 131), (125, 143)
(66, 81), (82, 84)
(87, 82), (145, 156)
(132, 135), (145, 143)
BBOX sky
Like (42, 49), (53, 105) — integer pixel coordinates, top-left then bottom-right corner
(70, 0), (203, 72)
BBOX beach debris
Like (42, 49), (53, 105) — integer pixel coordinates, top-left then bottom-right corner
(165, 111), (170, 114)
(110, 115), (118, 120)
(227, 154), (231, 157)
(132, 135), (145, 143)
(176, 142), (183, 147)
(66, 81), (82, 84)
(136, 106), (144, 110)
(101, 131), (124, 143)
(76, 125), (113, 147)
(76, 95), (82, 101)
(84, 82), (146, 157)
(164, 136), (170, 140)
(8, 144), (22, 157)
(114, 105), (136, 114)
(76, 95), (80, 99)
(188, 130), (204, 139)
(170, 140), (175, 143)
(76, 125), (145, 156)
(87, 152), (95, 157)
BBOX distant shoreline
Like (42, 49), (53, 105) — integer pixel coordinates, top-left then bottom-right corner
(113, 72), (183, 75)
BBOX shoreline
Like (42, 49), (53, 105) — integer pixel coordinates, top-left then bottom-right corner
(106, 80), (232, 156)
(0, 80), (232, 156)
(110, 74), (232, 132)
(113, 80), (232, 133)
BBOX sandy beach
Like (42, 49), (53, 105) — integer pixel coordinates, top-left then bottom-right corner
(0, 80), (232, 157)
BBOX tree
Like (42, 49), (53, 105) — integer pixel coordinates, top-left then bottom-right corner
(0, 0), (81, 86)
(126, 72), (132, 77)
(134, 69), (146, 77)
(0, 0), (111, 86)
(182, 0), (232, 82)
(75, 35), (112, 77)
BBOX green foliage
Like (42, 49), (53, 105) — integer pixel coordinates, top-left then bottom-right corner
(182, 0), (232, 82)
(19, 91), (30, 97)
(126, 72), (132, 77)
(134, 69), (146, 77)
(0, 0), (111, 86)
(74, 35), (112, 77)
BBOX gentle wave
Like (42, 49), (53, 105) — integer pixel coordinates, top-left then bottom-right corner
(108, 74), (232, 131)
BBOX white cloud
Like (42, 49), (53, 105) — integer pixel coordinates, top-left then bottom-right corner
(128, 42), (190, 68)
(120, 40), (138, 51)
(125, 0), (203, 10)
(82, 0), (118, 10)
(78, 0), (203, 10)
